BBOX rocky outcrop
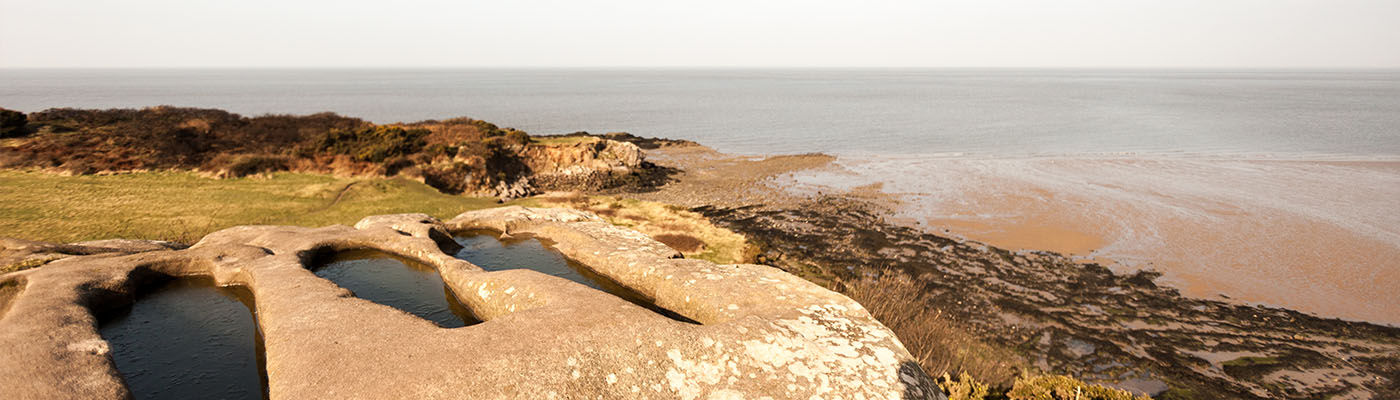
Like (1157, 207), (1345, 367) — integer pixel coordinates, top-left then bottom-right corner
(464, 138), (676, 200)
(523, 138), (648, 192)
(0, 208), (940, 399)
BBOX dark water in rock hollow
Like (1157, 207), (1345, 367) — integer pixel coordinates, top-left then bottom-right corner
(98, 279), (265, 400)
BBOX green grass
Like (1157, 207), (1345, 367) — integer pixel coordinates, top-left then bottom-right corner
(0, 170), (502, 244)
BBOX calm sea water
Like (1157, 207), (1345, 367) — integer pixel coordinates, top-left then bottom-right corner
(2, 68), (1398, 158)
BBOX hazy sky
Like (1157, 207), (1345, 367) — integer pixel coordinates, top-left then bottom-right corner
(2, 0), (1398, 68)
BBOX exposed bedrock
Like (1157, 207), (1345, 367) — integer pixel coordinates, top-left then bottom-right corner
(0, 207), (940, 399)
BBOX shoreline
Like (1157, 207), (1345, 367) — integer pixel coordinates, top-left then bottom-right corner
(776, 153), (1400, 326)
(623, 142), (1400, 399)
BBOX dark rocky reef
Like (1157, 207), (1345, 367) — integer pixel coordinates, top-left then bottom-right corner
(697, 197), (1400, 400)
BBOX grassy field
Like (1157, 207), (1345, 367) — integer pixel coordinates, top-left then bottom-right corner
(0, 170), (502, 244)
(0, 170), (751, 265)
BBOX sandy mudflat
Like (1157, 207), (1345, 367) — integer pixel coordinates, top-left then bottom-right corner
(631, 145), (1400, 398)
(635, 144), (1400, 325)
(786, 156), (1400, 326)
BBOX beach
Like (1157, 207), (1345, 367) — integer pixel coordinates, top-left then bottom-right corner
(782, 156), (1400, 325)
(621, 143), (1400, 398)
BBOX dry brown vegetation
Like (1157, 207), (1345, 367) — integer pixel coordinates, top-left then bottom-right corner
(838, 268), (1027, 388)
(841, 270), (1152, 400)
(0, 107), (536, 195)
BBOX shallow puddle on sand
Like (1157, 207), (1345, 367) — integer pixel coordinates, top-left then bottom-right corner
(314, 250), (479, 328)
(98, 278), (266, 400)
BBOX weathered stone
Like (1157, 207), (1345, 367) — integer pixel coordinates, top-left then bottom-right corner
(0, 208), (940, 399)
(0, 237), (186, 270)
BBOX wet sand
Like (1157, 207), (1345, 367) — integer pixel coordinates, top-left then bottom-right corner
(786, 157), (1400, 326)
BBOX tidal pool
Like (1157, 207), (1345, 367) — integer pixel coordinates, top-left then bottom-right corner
(98, 278), (266, 400)
(453, 233), (601, 288)
(313, 249), (479, 328)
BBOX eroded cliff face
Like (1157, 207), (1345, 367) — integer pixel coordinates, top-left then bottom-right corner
(0, 208), (941, 399)
(464, 138), (674, 200)
(523, 138), (644, 188)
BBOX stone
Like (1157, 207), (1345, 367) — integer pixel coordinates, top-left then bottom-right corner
(0, 207), (941, 399)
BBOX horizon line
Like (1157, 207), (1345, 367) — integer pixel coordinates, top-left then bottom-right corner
(4, 66), (1400, 71)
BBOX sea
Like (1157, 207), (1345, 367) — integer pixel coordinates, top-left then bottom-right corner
(3, 68), (1398, 325)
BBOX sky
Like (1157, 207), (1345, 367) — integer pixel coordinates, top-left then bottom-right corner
(1, 0), (1398, 68)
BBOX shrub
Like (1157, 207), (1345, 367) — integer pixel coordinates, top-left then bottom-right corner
(1006, 375), (1149, 400)
(939, 372), (991, 400)
(382, 156), (416, 176)
(314, 125), (429, 163)
(505, 129), (531, 146)
(0, 108), (26, 137)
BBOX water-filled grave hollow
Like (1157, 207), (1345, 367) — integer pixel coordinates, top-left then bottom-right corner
(308, 232), (698, 327)
(453, 230), (699, 324)
(311, 249), (480, 328)
(96, 276), (267, 400)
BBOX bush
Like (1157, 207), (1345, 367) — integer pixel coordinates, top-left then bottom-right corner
(1006, 375), (1149, 400)
(936, 373), (1152, 400)
(505, 129), (531, 146)
(0, 108), (26, 137)
(314, 125), (429, 163)
(939, 372), (991, 400)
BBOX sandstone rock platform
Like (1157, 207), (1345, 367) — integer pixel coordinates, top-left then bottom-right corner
(0, 207), (940, 399)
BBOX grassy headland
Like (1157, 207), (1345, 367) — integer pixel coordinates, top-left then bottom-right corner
(0, 170), (499, 244)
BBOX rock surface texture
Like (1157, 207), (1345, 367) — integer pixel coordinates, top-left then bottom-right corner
(0, 207), (940, 399)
